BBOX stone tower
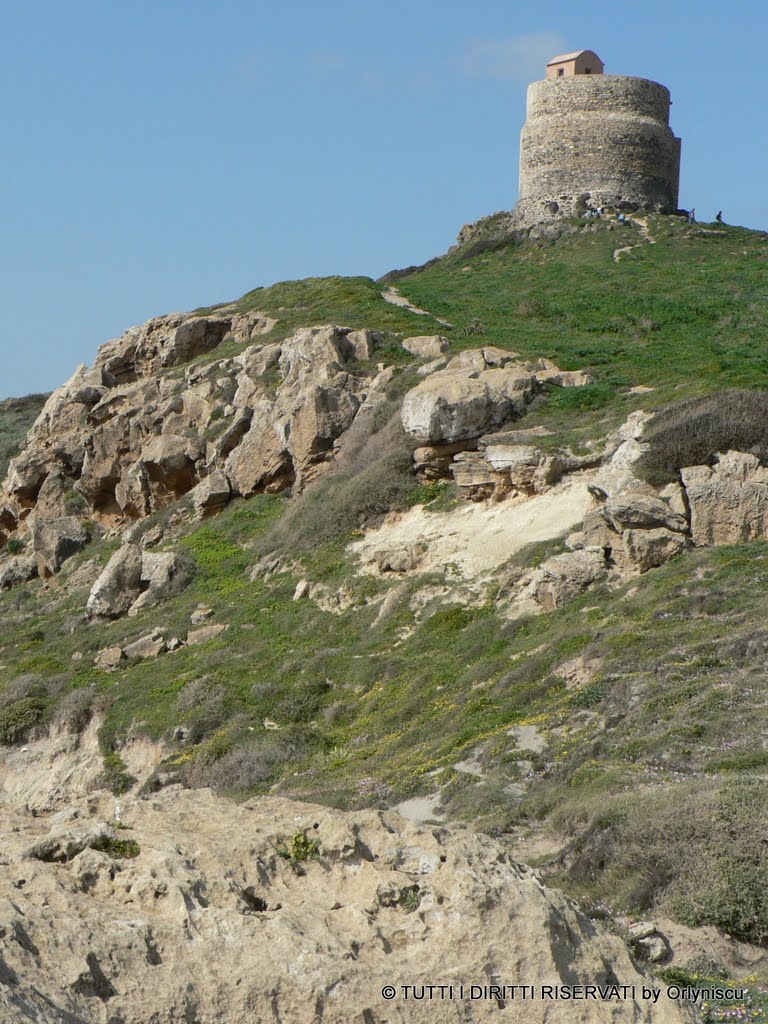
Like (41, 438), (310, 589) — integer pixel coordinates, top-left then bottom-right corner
(516, 51), (681, 225)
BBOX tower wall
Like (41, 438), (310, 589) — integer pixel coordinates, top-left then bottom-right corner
(517, 75), (681, 225)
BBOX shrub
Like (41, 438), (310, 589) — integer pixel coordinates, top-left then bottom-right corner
(98, 752), (137, 795)
(551, 779), (768, 945)
(6, 538), (25, 556)
(260, 418), (417, 555)
(278, 831), (320, 865)
(0, 695), (45, 743)
(90, 835), (141, 859)
(54, 688), (96, 735)
(636, 390), (768, 485)
(185, 737), (290, 791)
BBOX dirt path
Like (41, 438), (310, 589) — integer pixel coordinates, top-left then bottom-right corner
(381, 285), (453, 328)
(612, 216), (656, 262)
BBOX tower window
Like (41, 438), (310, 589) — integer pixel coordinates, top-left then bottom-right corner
(557, 68), (564, 77)
(585, 68), (592, 74)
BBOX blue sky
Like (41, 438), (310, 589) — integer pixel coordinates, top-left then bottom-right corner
(2, 0), (766, 399)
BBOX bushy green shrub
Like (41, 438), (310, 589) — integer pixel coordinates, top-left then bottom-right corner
(636, 390), (768, 485)
(279, 831), (320, 865)
(0, 695), (45, 743)
(552, 779), (768, 945)
(90, 835), (141, 859)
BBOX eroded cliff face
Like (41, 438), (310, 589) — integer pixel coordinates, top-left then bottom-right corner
(0, 313), (385, 544)
(0, 781), (693, 1024)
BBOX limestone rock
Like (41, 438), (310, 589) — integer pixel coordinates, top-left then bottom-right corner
(519, 548), (608, 613)
(602, 494), (688, 533)
(128, 551), (190, 616)
(30, 515), (89, 577)
(416, 356), (448, 376)
(401, 367), (537, 444)
(94, 645), (125, 670)
(86, 544), (143, 618)
(444, 346), (520, 371)
(0, 789), (692, 1024)
(340, 328), (375, 360)
(622, 528), (687, 572)
(376, 544), (425, 573)
(682, 451), (768, 546)
(229, 311), (278, 342)
(186, 623), (228, 645)
(535, 367), (595, 387)
(124, 629), (167, 659)
(0, 554), (39, 591)
(402, 335), (449, 359)
(86, 545), (189, 619)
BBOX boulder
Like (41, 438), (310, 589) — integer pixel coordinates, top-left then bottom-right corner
(30, 516), (89, 577)
(124, 629), (167, 659)
(94, 645), (125, 670)
(622, 528), (687, 572)
(86, 543), (143, 618)
(225, 402), (293, 496)
(401, 367), (537, 444)
(186, 623), (228, 645)
(402, 335), (449, 359)
(416, 357), (448, 376)
(229, 312), (277, 342)
(0, 555), (38, 591)
(483, 444), (564, 495)
(602, 494), (688, 534)
(128, 551), (190, 616)
(375, 545), (425, 573)
(523, 548), (607, 612)
(535, 368), (595, 387)
(191, 471), (231, 518)
(682, 451), (768, 546)
(444, 347), (519, 372)
(340, 328), (375, 361)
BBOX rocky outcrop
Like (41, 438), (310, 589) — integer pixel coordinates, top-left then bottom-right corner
(30, 515), (89, 577)
(401, 365), (538, 444)
(681, 451), (768, 546)
(402, 354), (594, 499)
(516, 547), (608, 613)
(0, 320), (392, 585)
(401, 334), (449, 358)
(86, 544), (189, 619)
(0, 787), (691, 1024)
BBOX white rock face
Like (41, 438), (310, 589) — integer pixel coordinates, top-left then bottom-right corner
(401, 334), (449, 358)
(400, 367), (537, 444)
(681, 450), (768, 546)
(0, 788), (691, 1024)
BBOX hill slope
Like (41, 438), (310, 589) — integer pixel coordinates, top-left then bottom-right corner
(2, 212), (768, 1016)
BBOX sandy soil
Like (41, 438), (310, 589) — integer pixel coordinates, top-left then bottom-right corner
(351, 470), (596, 583)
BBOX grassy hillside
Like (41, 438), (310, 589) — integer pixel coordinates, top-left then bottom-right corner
(3, 214), (768, 975)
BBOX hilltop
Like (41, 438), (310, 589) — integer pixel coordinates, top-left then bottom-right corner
(2, 211), (768, 1021)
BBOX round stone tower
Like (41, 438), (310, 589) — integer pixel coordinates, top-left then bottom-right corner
(517, 51), (681, 225)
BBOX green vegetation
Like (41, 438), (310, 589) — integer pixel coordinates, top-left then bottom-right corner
(0, 694), (46, 743)
(3, 216), (768, 968)
(90, 834), (141, 859)
(278, 831), (320, 866)
(636, 389), (768, 484)
(392, 217), (768, 448)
